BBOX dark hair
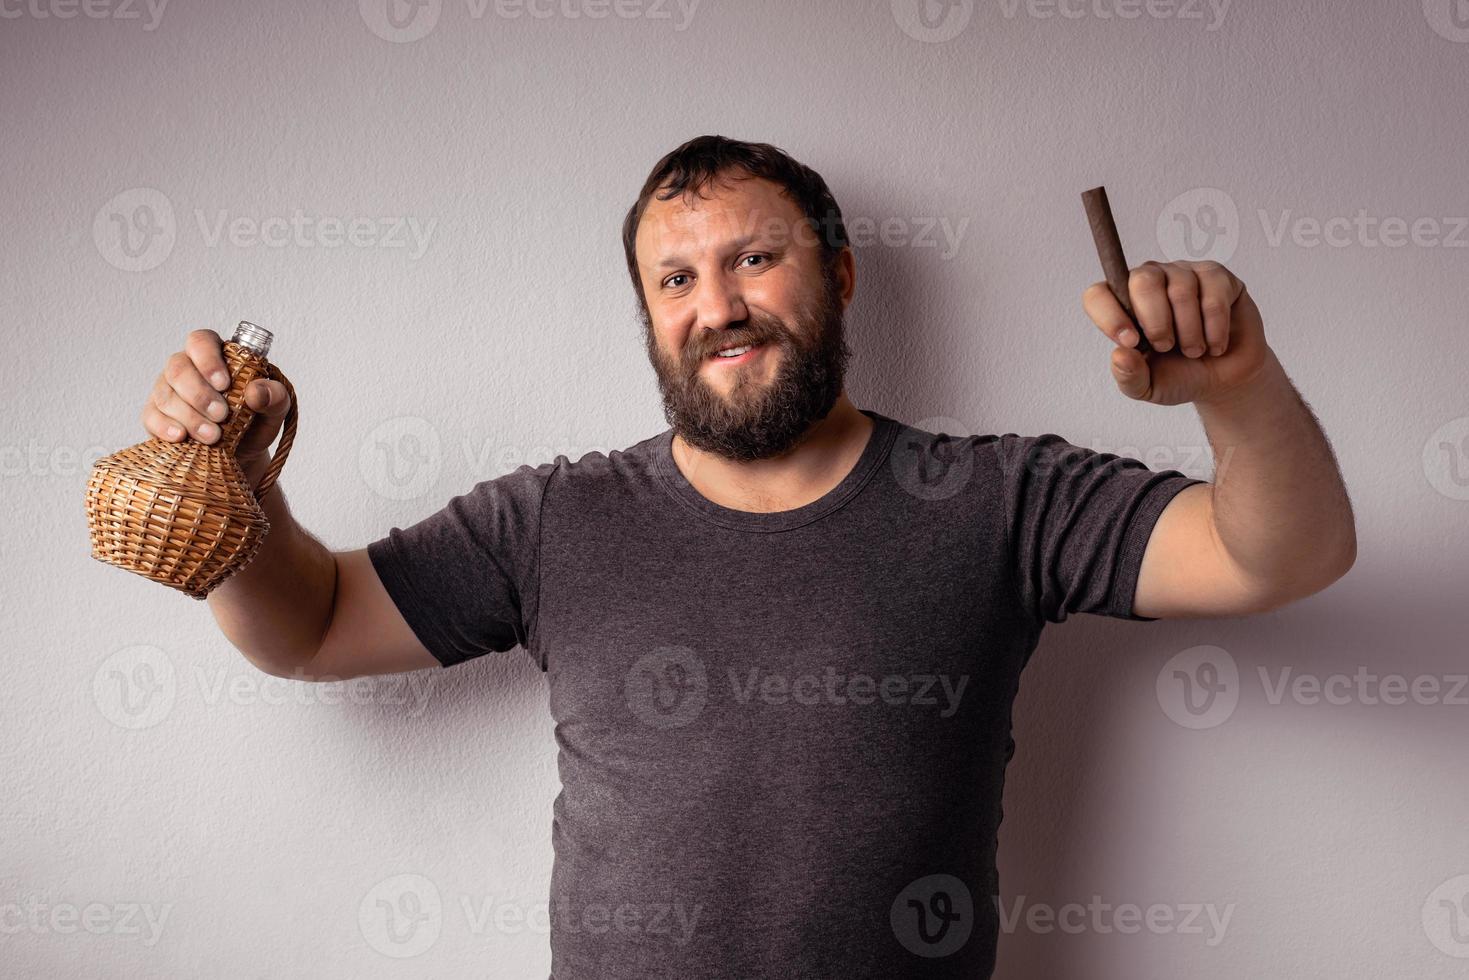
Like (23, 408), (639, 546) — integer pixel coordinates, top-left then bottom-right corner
(620, 135), (849, 313)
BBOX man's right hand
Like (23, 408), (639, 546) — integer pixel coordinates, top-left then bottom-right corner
(141, 328), (293, 480)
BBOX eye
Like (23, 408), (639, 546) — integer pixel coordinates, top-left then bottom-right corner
(662, 273), (690, 290)
(738, 253), (769, 270)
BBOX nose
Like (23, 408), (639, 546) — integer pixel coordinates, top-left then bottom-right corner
(693, 271), (748, 334)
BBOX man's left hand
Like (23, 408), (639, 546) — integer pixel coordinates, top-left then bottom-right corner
(1083, 259), (1271, 407)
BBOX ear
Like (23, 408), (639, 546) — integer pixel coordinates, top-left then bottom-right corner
(834, 247), (857, 311)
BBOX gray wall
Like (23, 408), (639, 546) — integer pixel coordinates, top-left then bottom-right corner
(4, 0), (1467, 975)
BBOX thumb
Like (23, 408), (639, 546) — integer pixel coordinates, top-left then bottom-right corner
(1110, 347), (1153, 402)
(236, 378), (292, 459)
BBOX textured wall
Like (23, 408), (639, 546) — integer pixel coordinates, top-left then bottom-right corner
(3, 0), (1467, 976)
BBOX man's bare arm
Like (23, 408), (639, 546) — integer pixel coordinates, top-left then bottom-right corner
(1135, 348), (1356, 617)
(1082, 262), (1356, 618)
(143, 330), (438, 679)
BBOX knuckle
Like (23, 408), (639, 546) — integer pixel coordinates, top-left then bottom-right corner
(1200, 297), (1230, 319)
(163, 351), (189, 381)
(1167, 281), (1196, 303)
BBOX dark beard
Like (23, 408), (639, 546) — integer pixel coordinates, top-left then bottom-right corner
(641, 265), (852, 462)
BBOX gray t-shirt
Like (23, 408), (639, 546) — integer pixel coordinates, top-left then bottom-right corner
(366, 408), (1204, 978)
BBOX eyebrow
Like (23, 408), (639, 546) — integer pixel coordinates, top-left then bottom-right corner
(653, 233), (765, 270)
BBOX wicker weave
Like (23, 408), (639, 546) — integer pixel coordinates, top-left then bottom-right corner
(85, 340), (298, 599)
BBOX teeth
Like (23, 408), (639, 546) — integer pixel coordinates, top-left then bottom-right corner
(715, 344), (753, 358)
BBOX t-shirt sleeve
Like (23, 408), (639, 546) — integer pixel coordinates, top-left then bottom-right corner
(366, 460), (559, 668)
(995, 432), (1207, 625)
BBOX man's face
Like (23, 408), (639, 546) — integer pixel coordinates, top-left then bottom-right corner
(634, 173), (852, 461)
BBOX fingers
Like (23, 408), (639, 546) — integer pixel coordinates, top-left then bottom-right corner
(1123, 260), (1241, 358)
(185, 329), (231, 391)
(142, 330), (290, 448)
(1165, 265), (1207, 358)
(1110, 346), (1152, 401)
(1128, 262), (1174, 353)
(242, 379), (291, 418)
(1081, 281), (1142, 348)
(148, 373), (221, 443)
(1194, 261), (1238, 356)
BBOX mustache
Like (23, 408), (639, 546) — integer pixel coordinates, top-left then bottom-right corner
(685, 317), (792, 366)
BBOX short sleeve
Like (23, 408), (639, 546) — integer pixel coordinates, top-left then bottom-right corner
(366, 460), (559, 668)
(995, 433), (1206, 625)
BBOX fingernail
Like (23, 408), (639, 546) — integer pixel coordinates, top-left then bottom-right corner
(1184, 345), (1204, 358)
(199, 422), (219, 441)
(1118, 327), (1137, 347)
(211, 370), (230, 390)
(206, 400), (227, 422)
(166, 425), (182, 440)
(1209, 345), (1224, 356)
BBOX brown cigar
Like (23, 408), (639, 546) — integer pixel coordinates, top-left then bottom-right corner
(1081, 185), (1152, 354)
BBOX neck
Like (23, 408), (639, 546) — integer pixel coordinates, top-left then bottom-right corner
(669, 393), (874, 513)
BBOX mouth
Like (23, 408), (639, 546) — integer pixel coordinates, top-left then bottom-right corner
(705, 340), (766, 366)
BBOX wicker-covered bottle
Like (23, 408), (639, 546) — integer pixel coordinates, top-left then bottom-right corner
(85, 321), (299, 599)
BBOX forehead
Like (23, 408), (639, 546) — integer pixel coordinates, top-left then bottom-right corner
(635, 174), (806, 264)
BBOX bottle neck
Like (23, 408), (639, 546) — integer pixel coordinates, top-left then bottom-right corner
(217, 342), (271, 455)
